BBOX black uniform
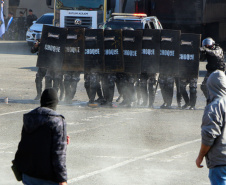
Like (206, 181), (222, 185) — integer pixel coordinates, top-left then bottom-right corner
(137, 73), (158, 107)
(84, 72), (104, 104)
(177, 77), (198, 110)
(26, 14), (37, 28)
(17, 16), (26, 40)
(200, 45), (225, 98)
(101, 73), (116, 106)
(159, 74), (174, 109)
(45, 69), (63, 95)
(63, 71), (81, 103)
(31, 42), (47, 100)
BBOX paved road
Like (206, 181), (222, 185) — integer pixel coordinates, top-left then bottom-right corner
(0, 41), (212, 185)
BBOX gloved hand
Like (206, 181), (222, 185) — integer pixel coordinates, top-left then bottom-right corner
(199, 47), (206, 52)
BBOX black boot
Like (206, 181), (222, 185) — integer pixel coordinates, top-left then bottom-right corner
(165, 85), (173, 109)
(189, 87), (197, 110)
(148, 86), (155, 108)
(160, 83), (167, 108)
(34, 79), (42, 100)
(177, 92), (182, 108)
(45, 76), (52, 89)
(53, 78), (60, 93)
(64, 80), (72, 103)
(181, 88), (190, 109)
(140, 85), (148, 106)
(59, 80), (64, 101)
(70, 81), (78, 100)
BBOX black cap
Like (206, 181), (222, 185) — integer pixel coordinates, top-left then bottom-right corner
(29, 9), (33, 12)
(40, 88), (59, 110)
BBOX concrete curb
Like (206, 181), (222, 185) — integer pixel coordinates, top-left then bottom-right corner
(0, 41), (33, 55)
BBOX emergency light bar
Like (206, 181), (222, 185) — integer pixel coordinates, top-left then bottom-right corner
(112, 13), (147, 17)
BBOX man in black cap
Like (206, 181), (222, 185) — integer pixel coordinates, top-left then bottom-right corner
(12, 88), (68, 185)
(26, 9), (37, 28)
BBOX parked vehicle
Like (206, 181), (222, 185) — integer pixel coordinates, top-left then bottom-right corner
(104, 13), (163, 30)
(133, 0), (226, 44)
(26, 13), (54, 46)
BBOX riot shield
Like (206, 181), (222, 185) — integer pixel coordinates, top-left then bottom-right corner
(104, 29), (124, 73)
(141, 29), (161, 74)
(159, 29), (181, 76)
(84, 29), (104, 73)
(62, 28), (85, 72)
(123, 30), (143, 74)
(37, 25), (67, 70)
(179, 33), (201, 78)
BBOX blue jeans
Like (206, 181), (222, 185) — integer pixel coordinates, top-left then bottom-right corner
(209, 166), (226, 185)
(22, 173), (58, 185)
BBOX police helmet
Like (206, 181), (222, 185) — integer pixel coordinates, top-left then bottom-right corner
(202, 37), (215, 47)
(35, 33), (41, 40)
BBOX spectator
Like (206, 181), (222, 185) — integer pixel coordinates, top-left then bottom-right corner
(26, 9), (37, 28)
(17, 11), (26, 40)
(196, 70), (226, 184)
(12, 88), (68, 185)
(5, 12), (16, 40)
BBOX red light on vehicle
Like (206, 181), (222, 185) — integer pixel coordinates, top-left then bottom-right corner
(133, 13), (147, 17)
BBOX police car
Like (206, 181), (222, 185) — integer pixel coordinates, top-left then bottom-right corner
(104, 13), (163, 30)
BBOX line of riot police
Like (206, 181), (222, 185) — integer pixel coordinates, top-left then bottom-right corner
(33, 25), (225, 109)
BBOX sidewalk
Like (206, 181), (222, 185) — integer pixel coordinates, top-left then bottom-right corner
(0, 41), (32, 55)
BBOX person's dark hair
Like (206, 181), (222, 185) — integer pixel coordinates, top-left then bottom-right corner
(19, 11), (24, 15)
(40, 88), (59, 110)
(29, 9), (33, 12)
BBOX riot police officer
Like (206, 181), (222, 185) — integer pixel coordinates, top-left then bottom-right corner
(101, 73), (116, 107)
(178, 77), (198, 110)
(159, 74), (174, 109)
(63, 71), (81, 103)
(17, 11), (26, 40)
(200, 37), (225, 99)
(119, 27), (137, 108)
(136, 73), (158, 108)
(45, 69), (63, 97)
(31, 33), (47, 100)
(85, 72), (104, 105)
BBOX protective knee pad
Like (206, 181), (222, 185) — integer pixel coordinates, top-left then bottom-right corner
(84, 81), (90, 89)
(53, 78), (61, 92)
(190, 87), (197, 94)
(179, 85), (186, 94)
(45, 76), (52, 89)
(64, 80), (71, 88)
(201, 84), (208, 98)
(108, 80), (115, 89)
(35, 76), (42, 84)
